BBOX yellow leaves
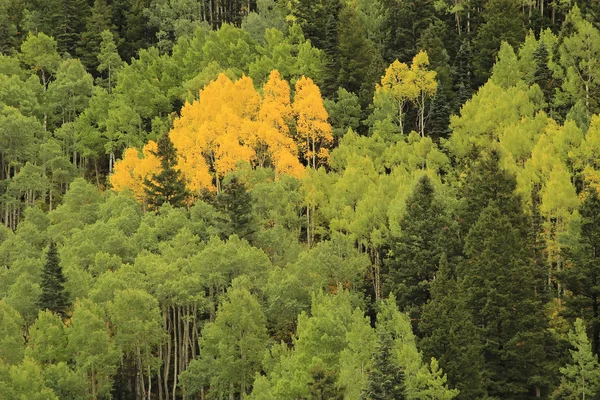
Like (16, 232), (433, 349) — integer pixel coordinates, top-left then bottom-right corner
(293, 76), (333, 169)
(110, 141), (160, 202)
(113, 70), (320, 200)
(378, 51), (437, 135)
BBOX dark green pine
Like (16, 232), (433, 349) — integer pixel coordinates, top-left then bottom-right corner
(363, 328), (406, 400)
(452, 39), (474, 112)
(215, 175), (255, 240)
(427, 81), (451, 141)
(38, 242), (70, 317)
(144, 132), (190, 210)
(420, 255), (486, 400)
(385, 175), (458, 332)
(532, 41), (554, 110)
(560, 188), (600, 357)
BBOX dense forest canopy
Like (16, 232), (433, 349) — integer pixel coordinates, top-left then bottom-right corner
(4, 0), (600, 399)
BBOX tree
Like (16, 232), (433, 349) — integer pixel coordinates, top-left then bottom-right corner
(20, 32), (61, 91)
(560, 188), (600, 357)
(552, 318), (600, 399)
(68, 299), (118, 399)
(191, 278), (269, 398)
(77, 0), (114, 71)
(293, 76), (333, 169)
(97, 30), (123, 94)
(363, 327), (406, 400)
(386, 175), (457, 331)
(108, 289), (163, 400)
(144, 132), (189, 210)
(38, 242), (69, 318)
(25, 310), (69, 365)
(0, 301), (24, 366)
(420, 256), (486, 400)
(473, 0), (525, 85)
(462, 204), (549, 398)
(215, 174), (256, 240)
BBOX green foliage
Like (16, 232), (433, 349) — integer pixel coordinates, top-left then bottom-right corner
(552, 318), (600, 399)
(38, 242), (69, 317)
(144, 132), (189, 209)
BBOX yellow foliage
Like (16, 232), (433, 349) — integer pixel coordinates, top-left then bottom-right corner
(110, 141), (160, 202)
(293, 76), (333, 169)
(112, 70), (312, 200)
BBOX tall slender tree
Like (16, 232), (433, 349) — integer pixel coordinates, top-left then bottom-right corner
(38, 242), (69, 317)
(143, 132), (189, 210)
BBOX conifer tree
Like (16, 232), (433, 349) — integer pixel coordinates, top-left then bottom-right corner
(363, 327), (406, 400)
(420, 255), (486, 400)
(386, 175), (458, 331)
(143, 132), (189, 210)
(552, 318), (600, 399)
(462, 204), (549, 398)
(560, 188), (600, 356)
(215, 175), (255, 240)
(452, 40), (474, 111)
(38, 242), (70, 317)
(533, 41), (554, 110)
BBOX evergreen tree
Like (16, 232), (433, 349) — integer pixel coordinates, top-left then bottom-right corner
(385, 175), (458, 332)
(560, 188), (600, 357)
(462, 204), (549, 398)
(38, 242), (69, 317)
(552, 318), (600, 399)
(215, 174), (255, 240)
(472, 0), (525, 85)
(143, 132), (189, 210)
(77, 0), (114, 72)
(459, 150), (530, 241)
(452, 39), (474, 112)
(533, 41), (554, 110)
(420, 255), (486, 400)
(363, 327), (406, 400)
(427, 81), (451, 140)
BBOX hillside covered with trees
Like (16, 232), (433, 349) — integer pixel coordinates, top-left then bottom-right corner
(4, 0), (600, 399)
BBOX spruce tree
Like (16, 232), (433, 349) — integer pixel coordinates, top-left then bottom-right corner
(144, 132), (189, 210)
(385, 175), (458, 332)
(427, 81), (451, 141)
(533, 42), (554, 110)
(363, 327), (406, 400)
(420, 255), (486, 400)
(560, 188), (600, 357)
(452, 40), (474, 112)
(462, 204), (549, 398)
(215, 175), (255, 240)
(38, 242), (70, 317)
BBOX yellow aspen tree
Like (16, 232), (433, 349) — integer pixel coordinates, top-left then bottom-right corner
(410, 51), (437, 137)
(378, 60), (418, 135)
(259, 70), (304, 178)
(293, 76), (333, 170)
(110, 141), (160, 205)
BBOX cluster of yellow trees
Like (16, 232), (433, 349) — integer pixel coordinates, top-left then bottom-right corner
(110, 70), (332, 198)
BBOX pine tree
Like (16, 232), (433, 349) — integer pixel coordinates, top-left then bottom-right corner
(560, 188), (600, 357)
(143, 132), (189, 210)
(452, 40), (474, 112)
(427, 81), (451, 141)
(462, 203), (549, 398)
(420, 255), (486, 400)
(77, 0), (114, 72)
(552, 318), (600, 399)
(215, 175), (255, 240)
(38, 242), (70, 317)
(363, 327), (406, 400)
(385, 175), (458, 332)
(533, 41), (554, 110)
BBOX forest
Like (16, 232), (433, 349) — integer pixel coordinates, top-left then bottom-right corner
(4, 0), (600, 399)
